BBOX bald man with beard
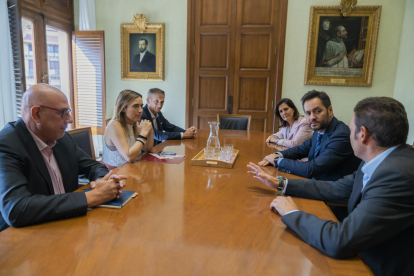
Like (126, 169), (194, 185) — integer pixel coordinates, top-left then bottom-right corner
(0, 84), (127, 232)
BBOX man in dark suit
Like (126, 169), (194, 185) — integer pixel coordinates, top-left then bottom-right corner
(141, 88), (197, 145)
(130, 39), (156, 72)
(259, 90), (360, 181)
(248, 97), (414, 275)
(0, 84), (127, 232)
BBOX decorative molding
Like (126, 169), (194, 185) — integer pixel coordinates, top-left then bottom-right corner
(340, 0), (357, 17)
(133, 14), (147, 33)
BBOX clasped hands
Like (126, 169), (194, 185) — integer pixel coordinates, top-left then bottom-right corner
(247, 162), (298, 216)
(183, 126), (197, 139)
(86, 171), (128, 208)
(138, 119), (152, 136)
(265, 135), (278, 143)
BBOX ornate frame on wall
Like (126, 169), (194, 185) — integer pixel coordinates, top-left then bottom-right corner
(121, 14), (165, 81)
(304, 6), (381, 87)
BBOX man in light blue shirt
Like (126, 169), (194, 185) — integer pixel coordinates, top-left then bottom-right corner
(247, 97), (414, 275)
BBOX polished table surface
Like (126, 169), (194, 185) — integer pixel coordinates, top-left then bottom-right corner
(0, 130), (372, 275)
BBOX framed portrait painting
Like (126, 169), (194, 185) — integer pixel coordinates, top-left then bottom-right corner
(304, 6), (381, 87)
(121, 15), (164, 81)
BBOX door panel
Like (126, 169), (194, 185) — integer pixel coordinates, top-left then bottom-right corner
(198, 116), (218, 130)
(241, 0), (273, 26)
(200, 34), (229, 68)
(238, 77), (268, 111)
(250, 118), (266, 132)
(199, 76), (227, 110)
(239, 34), (271, 69)
(200, 0), (231, 26)
(189, 0), (287, 132)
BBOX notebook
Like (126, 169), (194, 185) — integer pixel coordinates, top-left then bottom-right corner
(83, 188), (137, 209)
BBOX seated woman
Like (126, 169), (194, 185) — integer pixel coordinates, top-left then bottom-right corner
(265, 98), (313, 148)
(103, 90), (154, 168)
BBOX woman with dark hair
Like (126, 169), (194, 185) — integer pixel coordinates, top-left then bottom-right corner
(266, 98), (313, 148)
(102, 89), (154, 168)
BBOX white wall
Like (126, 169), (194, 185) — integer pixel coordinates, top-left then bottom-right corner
(393, 0), (414, 144)
(281, 0), (406, 127)
(81, 0), (188, 127)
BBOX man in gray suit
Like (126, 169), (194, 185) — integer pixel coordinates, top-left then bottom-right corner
(248, 97), (414, 275)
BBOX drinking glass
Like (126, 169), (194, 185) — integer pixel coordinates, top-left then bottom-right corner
(223, 144), (234, 160)
(204, 147), (215, 159)
(219, 148), (229, 162)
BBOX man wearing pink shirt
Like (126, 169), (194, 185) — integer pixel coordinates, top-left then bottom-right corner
(0, 84), (126, 231)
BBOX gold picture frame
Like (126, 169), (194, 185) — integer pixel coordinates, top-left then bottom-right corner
(304, 6), (381, 87)
(121, 14), (165, 81)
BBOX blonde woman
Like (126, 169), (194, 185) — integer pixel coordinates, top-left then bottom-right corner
(103, 90), (154, 168)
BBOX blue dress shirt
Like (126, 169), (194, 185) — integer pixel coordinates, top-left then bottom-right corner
(360, 145), (398, 191)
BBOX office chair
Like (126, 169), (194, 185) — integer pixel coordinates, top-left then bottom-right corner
(217, 114), (251, 131)
(67, 127), (95, 159)
(67, 127), (95, 185)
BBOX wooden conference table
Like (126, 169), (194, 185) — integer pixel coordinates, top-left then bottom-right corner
(0, 130), (372, 275)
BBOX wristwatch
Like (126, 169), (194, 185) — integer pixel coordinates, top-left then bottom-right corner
(277, 176), (285, 191)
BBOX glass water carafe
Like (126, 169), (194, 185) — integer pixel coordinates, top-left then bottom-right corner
(207, 121), (220, 155)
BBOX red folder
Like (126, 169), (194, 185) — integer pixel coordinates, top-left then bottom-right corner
(140, 153), (186, 164)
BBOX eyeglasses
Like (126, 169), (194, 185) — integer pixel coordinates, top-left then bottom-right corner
(39, 105), (72, 119)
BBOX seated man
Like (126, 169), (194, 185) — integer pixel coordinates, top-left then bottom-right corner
(259, 90), (360, 181)
(0, 84), (126, 232)
(141, 88), (197, 145)
(248, 97), (414, 275)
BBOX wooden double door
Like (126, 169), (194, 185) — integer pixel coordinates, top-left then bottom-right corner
(187, 0), (287, 132)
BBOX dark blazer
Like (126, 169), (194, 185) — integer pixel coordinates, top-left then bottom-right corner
(131, 51), (156, 72)
(282, 144), (414, 276)
(141, 105), (185, 145)
(278, 116), (360, 181)
(0, 119), (108, 231)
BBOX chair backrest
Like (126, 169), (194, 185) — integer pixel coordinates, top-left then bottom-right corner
(217, 114), (251, 131)
(67, 127), (95, 159)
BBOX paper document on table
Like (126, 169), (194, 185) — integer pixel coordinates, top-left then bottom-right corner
(141, 153), (186, 164)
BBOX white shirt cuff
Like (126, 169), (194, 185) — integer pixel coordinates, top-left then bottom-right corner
(181, 132), (184, 139)
(277, 158), (283, 166)
(282, 178), (288, 194)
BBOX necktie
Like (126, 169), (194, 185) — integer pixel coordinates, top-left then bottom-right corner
(314, 133), (323, 158)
